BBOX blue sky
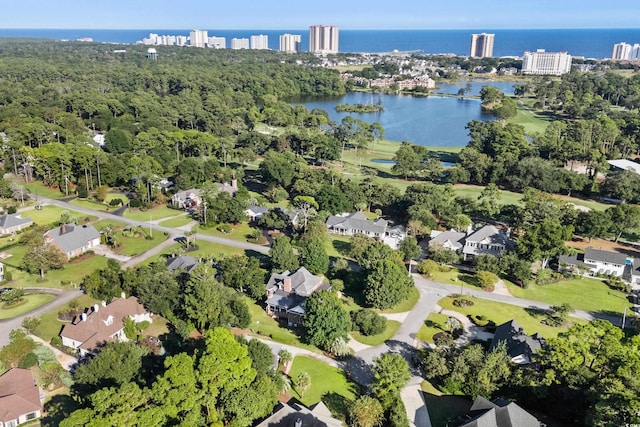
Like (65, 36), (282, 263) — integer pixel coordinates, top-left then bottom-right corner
(1, 0), (638, 30)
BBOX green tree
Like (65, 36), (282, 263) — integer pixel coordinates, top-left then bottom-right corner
(365, 259), (414, 309)
(372, 353), (411, 408)
(304, 290), (351, 349)
(608, 203), (640, 242)
(575, 210), (612, 242)
(23, 244), (67, 278)
(350, 396), (384, 427)
(300, 236), (329, 275)
(398, 236), (421, 261)
(295, 371), (311, 397)
(219, 255), (266, 299)
(269, 236), (299, 272)
(21, 316), (41, 334)
(392, 142), (425, 179)
(516, 219), (573, 268)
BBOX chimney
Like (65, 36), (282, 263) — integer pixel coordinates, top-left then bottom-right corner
(101, 300), (107, 307)
(121, 291), (126, 299)
(93, 304), (99, 313)
(81, 313), (87, 322)
(60, 223), (66, 234)
(295, 418), (302, 427)
(283, 277), (292, 293)
(231, 178), (238, 189)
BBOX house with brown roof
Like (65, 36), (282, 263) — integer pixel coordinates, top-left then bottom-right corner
(265, 267), (330, 327)
(0, 368), (43, 427)
(458, 396), (541, 427)
(60, 294), (151, 357)
(0, 214), (32, 235)
(44, 223), (101, 259)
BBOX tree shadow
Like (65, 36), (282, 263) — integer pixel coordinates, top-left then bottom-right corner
(524, 306), (550, 318)
(322, 391), (354, 421)
(332, 240), (351, 257)
(385, 339), (423, 377)
(340, 355), (374, 387)
(458, 273), (479, 288)
(41, 394), (79, 427)
(424, 319), (444, 331)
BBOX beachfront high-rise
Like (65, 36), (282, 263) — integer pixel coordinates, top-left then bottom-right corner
(231, 38), (249, 50)
(612, 42), (640, 60)
(189, 30), (208, 48)
(522, 49), (572, 75)
(250, 34), (269, 50)
(208, 36), (226, 49)
(279, 34), (302, 53)
(309, 25), (339, 53)
(470, 33), (495, 58)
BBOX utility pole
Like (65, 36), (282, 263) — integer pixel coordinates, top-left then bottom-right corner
(621, 307), (627, 330)
(149, 215), (153, 238)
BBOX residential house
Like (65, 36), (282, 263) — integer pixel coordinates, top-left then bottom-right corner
(165, 255), (200, 273)
(0, 214), (33, 235)
(44, 223), (101, 259)
(489, 320), (545, 365)
(559, 248), (629, 278)
(458, 396), (541, 427)
(607, 159), (640, 175)
(244, 205), (269, 222)
(429, 225), (513, 261)
(216, 179), (238, 196)
(326, 212), (406, 249)
(60, 294), (151, 357)
(265, 267), (330, 326)
(0, 368), (43, 426)
(171, 189), (201, 209)
(256, 401), (342, 427)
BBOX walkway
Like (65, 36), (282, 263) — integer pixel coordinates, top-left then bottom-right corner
(401, 379), (432, 427)
(29, 334), (77, 370)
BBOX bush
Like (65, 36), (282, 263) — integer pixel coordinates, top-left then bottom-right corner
(217, 223), (232, 234)
(50, 336), (62, 346)
(2, 270), (12, 282)
(129, 199), (144, 208)
(471, 315), (493, 327)
(33, 344), (57, 366)
(6, 206), (16, 214)
(433, 332), (454, 347)
(352, 309), (387, 336)
(136, 320), (151, 331)
(452, 298), (474, 307)
(476, 270), (499, 291)
(417, 259), (439, 276)
(77, 186), (89, 198)
(19, 352), (38, 368)
(109, 198), (123, 207)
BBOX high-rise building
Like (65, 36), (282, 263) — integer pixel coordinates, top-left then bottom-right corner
(309, 25), (339, 53)
(279, 34), (302, 53)
(522, 49), (572, 75)
(470, 33), (495, 58)
(250, 34), (269, 50)
(612, 42), (633, 60)
(208, 36), (226, 49)
(190, 30), (208, 48)
(231, 38), (250, 50)
(632, 44), (640, 60)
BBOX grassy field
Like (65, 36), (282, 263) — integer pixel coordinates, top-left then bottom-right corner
(507, 104), (554, 135)
(139, 240), (250, 267)
(325, 236), (351, 259)
(123, 206), (183, 221)
(421, 381), (472, 427)
(382, 285), (420, 313)
(506, 277), (631, 316)
(115, 229), (169, 256)
(438, 296), (584, 339)
(68, 198), (112, 212)
(23, 181), (65, 199)
(33, 294), (99, 341)
(159, 214), (194, 228)
(198, 221), (259, 243)
(351, 320), (401, 346)
(289, 356), (357, 415)
(0, 294), (56, 319)
(417, 312), (451, 343)
(21, 205), (96, 227)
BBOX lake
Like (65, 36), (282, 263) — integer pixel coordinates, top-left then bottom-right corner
(293, 81), (514, 147)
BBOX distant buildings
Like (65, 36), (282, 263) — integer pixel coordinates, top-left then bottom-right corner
(309, 25), (339, 53)
(208, 36), (226, 49)
(250, 34), (269, 50)
(231, 38), (250, 50)
(279, 33), (302, 53)
(189, 29), (208, 48)
(146, 48), (157, 61)
(612, 41), (640, 60)
(141, 33), (187, 46)
(470, 33), (495, 58)
(522, 49), (572, 75)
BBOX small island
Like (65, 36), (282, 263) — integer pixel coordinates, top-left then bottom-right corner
(336, 103), (384, 113)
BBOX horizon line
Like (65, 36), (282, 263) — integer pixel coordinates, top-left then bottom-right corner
(1, 27), (640, 31)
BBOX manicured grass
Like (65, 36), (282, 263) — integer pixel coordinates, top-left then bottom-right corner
(159, 214), (194, 228)
(123, 206), (183, 221)
(104, 192), (130, 205)
(198, 221), (258, 243)
(421, 381), (472, 427)
(417, 312), (451, 343)
(23, 181), (65, 199)
(351, 320), (401, 346)
(325, 236), (352, 259)
(382, 285), (420, 313)
(507, 105), (553, 136)
(0, 294), (56, 319)
(91, 219), (127, 230)
(33, 294), (99, 341)
(452, 184), (523, 206)
(115, 229), (169, 256)
(438, 296), (584, 339)
(506, 277), (631, 316)
(289, 356), (357, 410)
(138, 240), (248, 267)
(21, 205), (95, 227)
(68, 198), (110, 211)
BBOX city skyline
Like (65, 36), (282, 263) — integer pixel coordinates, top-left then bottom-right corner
(1, 0), (639, 30)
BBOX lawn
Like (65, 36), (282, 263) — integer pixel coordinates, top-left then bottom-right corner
(452, 184), (523, 206)
(159, 214), (194, 228)
(21, 205), (95, 227)
(123, 206), (183, 222)
(506, 277), (632, 316)
(0, 293), (56, 319)
(34, 294), (99, 342)
(507, 105), (553, 136)
(351, 320), (401, 346)
(198, 221), (259, 243)
(417, 312), (451, 343)
(104, 192), (130, 205)
(421, 381), (472, 427)
(325, 236), (351, 259)
(438, 296), (584, 338)
(382, 285), (420, 313)
(138, 240), (249, 267)
(289, 356), (357, 416)
(23, 180), (65, 199)
(114, 228), (169, 257)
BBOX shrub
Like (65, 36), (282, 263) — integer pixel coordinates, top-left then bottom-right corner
(109, 198), (123, 206)
(352, 309), (387, 336)
(33, 344), (57, 366)
(50, 336), (62, 347)
(129, 199), (144, 208)
(1, 288), (24, 303)
(136, 320), (151, 331)
(476, 270), (498, 291)
(77, 186), (89, 198)
(2, 270), (12, 282)
(417, 259), (439, 276)
(217, 223), (232, 234)
(19, 352), (38, 368)
(471, 315), (492, 327)
(452, 298), (474, 307)
(7, 206), (16, 214)
(433, 332), (454, 347)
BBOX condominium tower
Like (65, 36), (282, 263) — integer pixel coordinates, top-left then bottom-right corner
(189, 30), (208, 48)
(208, 36), (226, 49)
(231, 38), (249, 50)
(470, 33), (495, 58)
(612, 42), (640, 60)
(250, 34), (269, 50)
(522, 49), (572, 75)
(279, 34), (302, 53)
(309, 25), (339, 53)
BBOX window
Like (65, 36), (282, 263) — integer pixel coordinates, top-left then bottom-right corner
(26, 412), (37, 420)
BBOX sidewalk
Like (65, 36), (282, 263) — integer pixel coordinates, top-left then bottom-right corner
(29, 334), (77, 370)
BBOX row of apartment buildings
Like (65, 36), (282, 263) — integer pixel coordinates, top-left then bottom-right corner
(611, 41), (640, 61)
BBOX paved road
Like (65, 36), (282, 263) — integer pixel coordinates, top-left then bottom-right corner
(0, 289), (83, 347)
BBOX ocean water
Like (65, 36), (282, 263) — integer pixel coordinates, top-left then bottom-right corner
(0, 28), (640, 58)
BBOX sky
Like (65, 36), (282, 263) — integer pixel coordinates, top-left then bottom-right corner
(0, 0), (638, 30)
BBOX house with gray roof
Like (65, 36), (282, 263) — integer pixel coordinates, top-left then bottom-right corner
(458, 396), (541, 427)
(429, 229), (467, 252)
(326, 212), (406, 249)
(559, 247), (630, 278)
(0, 214), (33, 235)
(171, 188), (201, 209)
(489, 320), (545, 365)
(44, 223), (101, 259)
(244, 205), (269, 222)
(165, 255), (200, 273)
(429, 225), (513, 261)
(265, 267), (330, 326)
(256, 401), (342, 427)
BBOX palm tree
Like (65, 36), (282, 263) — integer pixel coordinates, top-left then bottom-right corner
(295, 372), (311, 398)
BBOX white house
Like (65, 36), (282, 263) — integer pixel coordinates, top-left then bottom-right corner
(559, 248), (631, 279)
(429, 225), (513, 261)
(326, 212), (406, 249)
